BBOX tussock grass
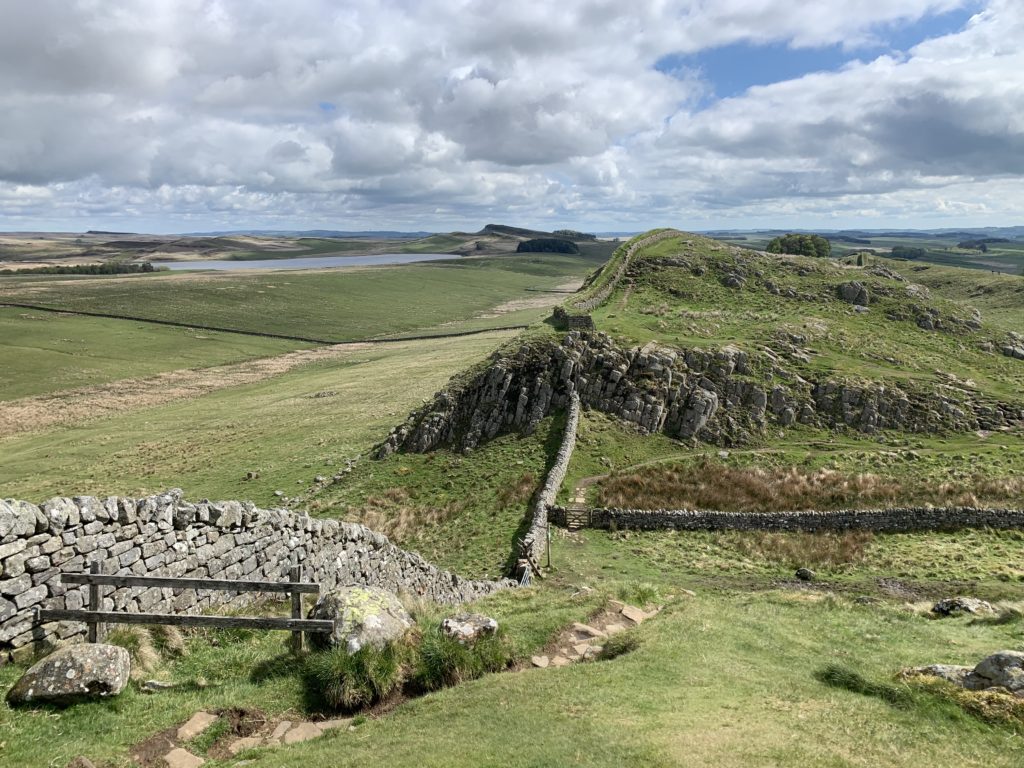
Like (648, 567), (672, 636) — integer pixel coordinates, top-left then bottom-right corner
(304, 643), (408, 712)
(598, 458), (1024, 512)
(597, 630), (641, 661)
(724, 530), (874, 569)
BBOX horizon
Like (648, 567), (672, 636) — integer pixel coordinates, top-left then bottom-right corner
(2, 1), (1023, 232)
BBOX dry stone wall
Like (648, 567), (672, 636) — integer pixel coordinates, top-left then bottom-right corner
(516, 393), (579, 575)
(0, 491), (513, 651)
(570, 229), (681, 313)
(549, 505), (1024, 533)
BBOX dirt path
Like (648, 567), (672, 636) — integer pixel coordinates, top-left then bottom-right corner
(0, 344), (377, 438)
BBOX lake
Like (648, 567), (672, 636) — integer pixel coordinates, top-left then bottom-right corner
(154, 252), (456, 271)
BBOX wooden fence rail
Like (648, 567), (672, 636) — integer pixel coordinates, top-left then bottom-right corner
(36, 562), (332, 652)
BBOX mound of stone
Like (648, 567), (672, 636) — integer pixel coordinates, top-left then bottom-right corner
(931, 596), (995, 617)
(307, 586), (412, 653)
(6, 644), (130, 706)
(909, 650), (1024, 695)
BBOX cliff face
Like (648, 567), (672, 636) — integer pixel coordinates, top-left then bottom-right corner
(378, 330), (1024, 456)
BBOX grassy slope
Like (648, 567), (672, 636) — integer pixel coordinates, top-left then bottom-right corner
(591, 233), (1024, 404)
(0, 332), (515, 507)
(0, 307), (307, 400)
(4, 534), (1024, 767)
(0, 252), (607, 341)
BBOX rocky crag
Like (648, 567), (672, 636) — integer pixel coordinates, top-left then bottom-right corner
(378, 329), (1024, 455)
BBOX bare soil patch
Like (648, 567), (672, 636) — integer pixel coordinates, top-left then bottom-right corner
(0, 343), (371, 438)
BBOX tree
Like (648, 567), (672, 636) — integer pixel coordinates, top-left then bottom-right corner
(766, 233), (831, 258)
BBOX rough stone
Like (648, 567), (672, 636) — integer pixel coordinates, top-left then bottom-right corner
(6, 644), (130, 706)
(440, 613), (499, 645)
(931, 597), (995, 617)
(964, 651), (1024, 693)
(227, 737), (262, 756)
(795, 567), (815, 582)
(283, 722), (323, 744)
(531, 655), (550, 668)
(177, 711), (219, 741)
(308, 586), (413, 653)
(621, 605), (649, 624)
(163, 749), (205, 768)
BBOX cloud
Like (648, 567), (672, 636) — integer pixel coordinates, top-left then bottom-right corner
(0, 0), (1020, 230)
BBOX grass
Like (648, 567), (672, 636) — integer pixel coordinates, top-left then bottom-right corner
(0, 252), (605, 342)
(589, 233), (1024, 405)
(0, 307), (306, 401)
(0, 331), (517, 508)
(4, 512), (1024, 766)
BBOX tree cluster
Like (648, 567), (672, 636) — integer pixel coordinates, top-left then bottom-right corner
(890, 245), (926, 260)
(0, 261), (157, 276)
(766, 233), (831, 258)
(516, 238), (580, 254)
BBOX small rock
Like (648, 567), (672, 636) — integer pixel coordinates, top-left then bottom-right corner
(531, 655), (550, 668)
(244, 471), (258, 481)
(163, 748), (205, 768)
(440, 613), (499, 645)
(931, 597), (995, 617)
(604, 623), (627, 636)
(177, 711), (219, 742)
(273, 491), (284, 498)
(795, 568), (815, 582)
(621, 605), (649, 624)
(314, 475), (325, 484)
(283, 722), (323, 744)
(228, 737), (262, 756)
(572, 622), (607, 638)
(269, 721), (292, 741)
(906, 664), (973, 686)
(551, 656), (572, 667)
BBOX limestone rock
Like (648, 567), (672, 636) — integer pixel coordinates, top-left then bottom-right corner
(531, 655), (550, 668)
(163, 749), (204, 768)
(931, 597), (995, 617)
(6, 644), (130, 706)
(907, 664), (973, 686)
(440, 613), (498, 645)
(964, 651), (1024, 693)
(283, 722), (323, 744)
(177, 711), (218, 741)
(307, 586), (412, 653)
(838, 281), (870, 306)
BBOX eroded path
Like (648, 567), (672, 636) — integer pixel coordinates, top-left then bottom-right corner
(0, 344), (372, 438)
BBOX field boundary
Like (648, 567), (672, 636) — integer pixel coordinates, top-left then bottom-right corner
(549, 505), (1024, 532)
(0, 301), (528, 345)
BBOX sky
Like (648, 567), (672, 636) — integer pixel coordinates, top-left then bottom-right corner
(1, 0), (1022, 233)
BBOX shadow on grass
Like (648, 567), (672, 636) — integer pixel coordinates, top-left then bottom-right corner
(814, 663), (913, 708)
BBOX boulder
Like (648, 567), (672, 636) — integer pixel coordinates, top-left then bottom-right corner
(931, 596), (995, 617)
(838, 281), (870, 306)
(795, 568), (815, 582)
(440, 613), (498, 645)
(964, 651), (1024, 693)
(906, 664), (973, 686)
(6, 644), (130, 706)
(307, 586), (412, 653)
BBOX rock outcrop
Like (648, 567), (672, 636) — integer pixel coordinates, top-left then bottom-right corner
(377, 330), (1023, 456)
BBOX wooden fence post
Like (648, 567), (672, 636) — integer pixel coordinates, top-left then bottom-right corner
(87, 561), (101, 643)
(290, 565), (303, 653)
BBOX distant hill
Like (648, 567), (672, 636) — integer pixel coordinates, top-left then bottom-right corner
(182, 229), (434, 238)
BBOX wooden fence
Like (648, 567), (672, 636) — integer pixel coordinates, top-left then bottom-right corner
(37, 562), (332, 652)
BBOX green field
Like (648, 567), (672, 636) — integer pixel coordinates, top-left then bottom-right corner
(0, 331), (516, 508)
(0, 307), (307, 400)
(0, 253), (605, 341)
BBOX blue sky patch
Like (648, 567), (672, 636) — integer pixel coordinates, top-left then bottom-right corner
(658, 5), (980, 103)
